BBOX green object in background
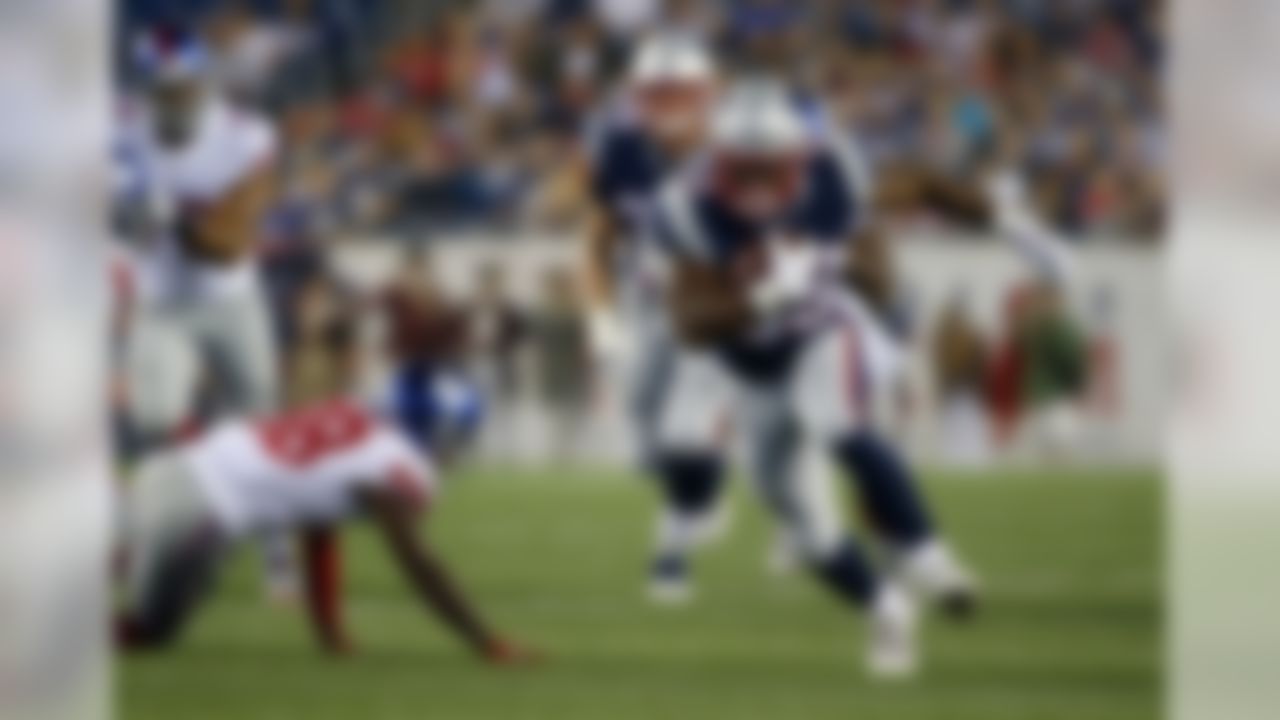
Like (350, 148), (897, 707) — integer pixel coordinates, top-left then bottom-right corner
(1023, 313), (1088, 406)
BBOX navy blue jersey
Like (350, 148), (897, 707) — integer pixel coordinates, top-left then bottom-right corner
(652, 141), (868, 263)
(584, 99), (693, 329)
(586, 105), (679, 231)
(649, 131), (872, 382)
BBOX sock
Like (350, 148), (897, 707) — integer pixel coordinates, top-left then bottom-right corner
(650, 552), (688, 581)
(810, 539), (878, 608)
(650, 452), (724, 571)
(654, 452), (725, 514)
(833, 431), (934, 547)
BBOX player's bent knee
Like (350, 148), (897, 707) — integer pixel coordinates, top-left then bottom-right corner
(786, 518), (845, 564)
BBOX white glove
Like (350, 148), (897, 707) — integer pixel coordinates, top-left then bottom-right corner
(748, 239), (822, 315)
(985, 170), (1077, 287)
(587, 306), (631, 361)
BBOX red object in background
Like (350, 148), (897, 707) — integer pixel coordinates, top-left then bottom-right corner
(336, 90), (391, 139)
(381, 287), (469, 367)
(1084, 18), (1133, 71)
(387, 35), (452, 106)
(985, 285), (1033, 447)
(985, 338), (1024, 448)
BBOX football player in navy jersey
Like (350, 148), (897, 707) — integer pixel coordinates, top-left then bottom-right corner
(646, 79), (988, 677)
(580, 33), (743, 604)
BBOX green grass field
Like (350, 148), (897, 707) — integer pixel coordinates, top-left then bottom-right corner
(122, 466), (1160, 720)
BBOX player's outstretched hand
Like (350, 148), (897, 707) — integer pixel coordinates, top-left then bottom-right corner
(482, 638), (543, 667)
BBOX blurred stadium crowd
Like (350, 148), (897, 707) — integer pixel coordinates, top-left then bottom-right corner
(113, 0), (1158, 467)
(119, 0), (1164, 246)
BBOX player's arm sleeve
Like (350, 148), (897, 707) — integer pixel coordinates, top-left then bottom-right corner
(580, 124), (631, 302)
(806, 140), (877, 283)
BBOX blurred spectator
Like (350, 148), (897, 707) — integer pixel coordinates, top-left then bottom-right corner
(374, 247), (483, 454)
(204, 1), (309, 106)
(469, 262), (527, 398)
(847, 229), (912, 339)
(1083, 284), (1122, 420)
(380, 248), (469, 371)
(468, 262), (529, 461)
(283, 273), (359, 407)
(987, 285), (1032, 449)
(931, 293), (991, 466)
(1014, 280), (1090, 461)
(121, 0), (1164, 241)
(530, 266), (592, 462)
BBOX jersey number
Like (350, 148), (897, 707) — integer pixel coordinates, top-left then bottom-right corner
(256, 402), (374, 467)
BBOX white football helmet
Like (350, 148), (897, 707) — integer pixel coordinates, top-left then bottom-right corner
(627, 32), (717, 143)
(709, 79), (808, 155)
(628, 32), (715, 85)
(707, 79), (810, 220)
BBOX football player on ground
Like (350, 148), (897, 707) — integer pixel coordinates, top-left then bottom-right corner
(114, 29), (298, 603)
(116, 398), (537, 665)
(646, 80), (982, 677)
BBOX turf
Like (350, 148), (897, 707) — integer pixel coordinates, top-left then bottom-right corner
(121, 466), (1160, 720)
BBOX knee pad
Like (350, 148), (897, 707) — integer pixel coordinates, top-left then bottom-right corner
(786, 512), (845, 563)
(126, 325), (199, 435)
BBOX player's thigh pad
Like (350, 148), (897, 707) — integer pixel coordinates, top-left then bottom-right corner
(624, 332), (676, 451)
(125, 309), (200, 433)
(790, 323), (875, 443)
(653, 350), (732, 454)
(742, 393), (844, 560)
(199, 289), (279, 415)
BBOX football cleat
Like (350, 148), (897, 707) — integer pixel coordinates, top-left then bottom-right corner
(865, 583), (919, 680)
(648, 556), (693, 606)
(895, 540), (981, 622)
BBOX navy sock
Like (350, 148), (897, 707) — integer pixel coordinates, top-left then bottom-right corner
(651, 553), (688, 580)
(811, 539), (878, 607)
(653, 452), (725, 516)
(833, 431), (934, 546)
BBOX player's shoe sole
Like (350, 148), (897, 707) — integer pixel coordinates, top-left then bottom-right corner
(647, 578), (693, 606)
(865, 584), (919, 680)
(894, 540), (981, 624)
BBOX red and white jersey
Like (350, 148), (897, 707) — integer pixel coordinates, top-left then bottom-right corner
(116, 94), (276, 302)
(186, 400), (436, 536)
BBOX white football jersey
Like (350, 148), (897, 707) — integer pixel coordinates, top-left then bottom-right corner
(186, 400), (436, 536)
(116, 94), (277, 302)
